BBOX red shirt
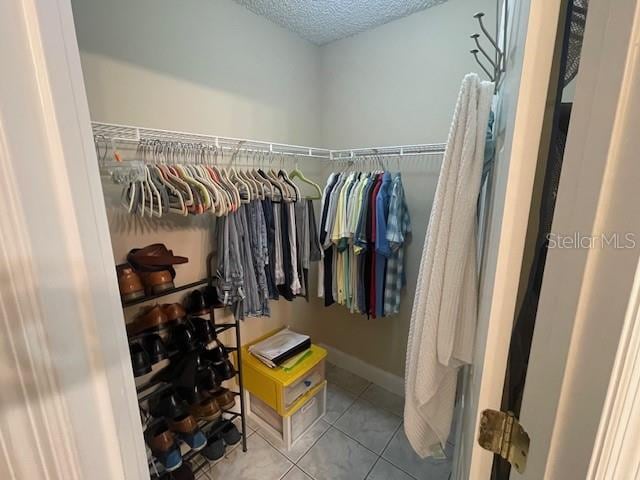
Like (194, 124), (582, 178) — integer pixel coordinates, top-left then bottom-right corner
(369, 175), (383, 318)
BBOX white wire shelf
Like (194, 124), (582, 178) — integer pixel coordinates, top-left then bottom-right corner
(92, 121), (446, 161)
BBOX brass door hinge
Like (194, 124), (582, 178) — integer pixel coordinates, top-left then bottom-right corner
(478, 409), (530, 474)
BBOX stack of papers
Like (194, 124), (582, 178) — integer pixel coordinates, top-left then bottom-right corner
(249, 329), (311, 369)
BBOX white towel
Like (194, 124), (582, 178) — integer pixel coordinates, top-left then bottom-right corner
(404, 73), (494, 458)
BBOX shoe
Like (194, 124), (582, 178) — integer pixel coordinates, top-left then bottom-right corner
(149, 390), (188, 420)
(176, 382), (209, 406)
(127, 244), (188, 274)
(202, 285), (224, 308)
(138, 269), (175, 296)
(202, 341), (226, 363)
(128, 244), (188, 294)
(212, 358), (236, 381)
(142, 334), (168, 364)
(201, 432), (225, 461)
(168, 414), (207, 452)
(171, 323), (199, 353)
(196, 365), (221, 392)
(130, 343), (151, 377)
(211, 387), (236, 411)
(164, 462), (194, 480)
(186, 289), (209, 317)
(221, 420), (241, 446)
(118, 266), (145, 302)
(127, 305), (169, 337)
(188, 395), (221, 422)
(191, 317), (218, 345)
(162, 303), (187, 324)
(146, 421), (182, 472)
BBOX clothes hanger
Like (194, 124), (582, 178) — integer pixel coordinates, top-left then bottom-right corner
(251, 150), (273, 199)
(265, 153), (291, 201)
(173, 143), (210, 214)
(121, 181), (137, 213)
(146, 139), (186, 216)
(262, 161), (286, 202)
(247, 152), (266, 200)
(215, 148), (241, 211)
(228, 144), (251, 204)
(289, 155), (322, 200)
(137, 141), (163, 217)
(201, 144), (227, 216)
(145, 165), (163, 217)
(156, 141), (193, 212)
(191, 144), (223, 214)
(279, 167), (300, 202)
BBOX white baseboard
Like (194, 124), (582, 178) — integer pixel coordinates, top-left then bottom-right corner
(319, 343), (404, 397)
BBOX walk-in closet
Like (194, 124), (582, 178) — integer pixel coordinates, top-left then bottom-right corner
(70, 0), (507, 478)
(1, 0), (597, 478)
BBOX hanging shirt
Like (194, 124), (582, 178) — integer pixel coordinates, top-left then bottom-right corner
(319, 174), (339, 304)
(273, 205), (285, 285)
(368, 175), (383, 317)
(384, 174), (411, 316)
(375, 172), (392, 318)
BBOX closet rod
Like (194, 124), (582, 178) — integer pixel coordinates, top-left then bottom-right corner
(92, 121), (447, 162)
(330, 143), (447, 160)
(92, 121), (332, 159)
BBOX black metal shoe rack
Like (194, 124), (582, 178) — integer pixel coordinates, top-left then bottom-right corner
(123, 277), (248, 479)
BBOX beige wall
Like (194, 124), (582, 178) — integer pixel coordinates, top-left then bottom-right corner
(72, 0), (325, 347)
(303, 0), (496, 377)
(73, 0), (495, 378)
(71, 0), (322, 145)
(319, 0), (496, 148)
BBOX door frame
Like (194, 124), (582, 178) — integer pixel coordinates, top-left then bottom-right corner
(1, 0), (147, 478)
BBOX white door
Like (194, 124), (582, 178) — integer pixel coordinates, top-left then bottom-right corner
(0, 0), (146, 478)
(457, 0), (640, 478)
(517, 0), (640, 478)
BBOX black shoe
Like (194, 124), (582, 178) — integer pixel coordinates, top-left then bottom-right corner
(221, 421), (241, 446)
(171, 323), (199, 353)
(212, 358), (236, 381)
(176, 382), (209, 406)
(196, 365), (221, 392)
(142, 334), (168, 364)
(201, 432), (225, 461)
(130, 342), (151, 377)
(186, 289), (209, 316)
(149, 389), (188, 419)
(192, 317), (218, 345)
(202, 285), (224, 308)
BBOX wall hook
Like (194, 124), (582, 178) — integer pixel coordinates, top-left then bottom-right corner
(471, 49), (495, 81)
(471, 33), (498, 70)
(473, 12), (503, 59)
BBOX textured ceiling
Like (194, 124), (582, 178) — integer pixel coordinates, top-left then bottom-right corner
(233, 0), (448, 45)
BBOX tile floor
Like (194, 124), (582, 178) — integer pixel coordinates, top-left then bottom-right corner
(192, 363), (453, 480)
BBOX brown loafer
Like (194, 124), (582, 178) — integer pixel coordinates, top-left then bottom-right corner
(127, 305), (169, 336)
(168, 414), (207, 452)
(188, 396), (221, 422)
(139, 270), (175, 295)
(212, 387), (236, 411)
(162, 303), (187, 324)
(118, 266), (145, 301)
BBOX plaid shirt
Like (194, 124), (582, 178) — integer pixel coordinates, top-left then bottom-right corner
(384, 174), (411, 315)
